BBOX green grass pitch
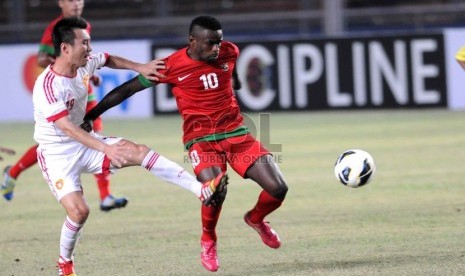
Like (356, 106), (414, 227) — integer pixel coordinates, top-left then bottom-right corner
(1, 109), (465, 275)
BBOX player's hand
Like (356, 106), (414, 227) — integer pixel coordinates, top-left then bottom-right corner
(90, 75), (102, 86)
(139, 59), (166, 82)
(103, 140), (132, 168)
(80, 120), (93, 132)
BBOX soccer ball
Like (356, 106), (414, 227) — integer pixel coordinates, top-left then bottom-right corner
(334, 149), (376, 188)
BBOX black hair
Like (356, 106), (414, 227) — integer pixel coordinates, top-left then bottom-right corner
(52, 16), (87, 57)
(189, 15), (222, 36)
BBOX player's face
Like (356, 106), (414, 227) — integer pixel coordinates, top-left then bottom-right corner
(190, 29), (223, 62)
(69, 29), (92, 67)
(59, 0), (85, 17)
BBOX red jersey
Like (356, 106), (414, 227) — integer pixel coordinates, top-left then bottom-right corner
(157, 41), (245, 145)
(39, 15), (92, 57)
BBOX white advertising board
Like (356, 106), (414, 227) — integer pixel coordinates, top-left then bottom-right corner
(0, 40), (153, 122)
(444, 28), (465, 110)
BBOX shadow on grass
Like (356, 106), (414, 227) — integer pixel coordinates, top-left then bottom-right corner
(224, 251), (465, 275)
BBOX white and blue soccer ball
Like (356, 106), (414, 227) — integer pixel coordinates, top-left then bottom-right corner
(334, 149), (376, 188)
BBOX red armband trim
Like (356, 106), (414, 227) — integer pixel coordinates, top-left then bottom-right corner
(46, 110), (69, 122)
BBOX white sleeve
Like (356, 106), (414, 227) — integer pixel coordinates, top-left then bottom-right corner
(34, 75), (69, 123)
(86, 52), (109, 75)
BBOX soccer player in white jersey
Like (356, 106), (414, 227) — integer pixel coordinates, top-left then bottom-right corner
(32, 17), (228, 276)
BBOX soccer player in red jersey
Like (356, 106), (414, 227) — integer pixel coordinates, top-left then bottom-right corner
(83, 15), (288, 272)
(1, 0), (128, 211)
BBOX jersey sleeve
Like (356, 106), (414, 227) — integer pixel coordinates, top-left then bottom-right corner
(137, 74), (156, 88)
(136, 56), (170, 87)
(86, 53), (109, 76)
(35, 76), (69, 123)
(224, 41), (240, 60)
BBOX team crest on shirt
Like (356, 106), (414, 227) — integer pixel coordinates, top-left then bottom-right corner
(220, 63), (229, 71)
(83, 74), (90, 87)
(55, 179), (64, 190)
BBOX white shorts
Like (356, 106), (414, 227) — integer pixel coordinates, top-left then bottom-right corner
(37, 132), (122, 201)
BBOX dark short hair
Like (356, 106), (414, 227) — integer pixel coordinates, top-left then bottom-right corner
(52, 16), (87, 57)
(189, 15), (222, 35)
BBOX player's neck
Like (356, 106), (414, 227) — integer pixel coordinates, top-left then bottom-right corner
(51, 59), (78, 77)
(186, 48), (199, 61)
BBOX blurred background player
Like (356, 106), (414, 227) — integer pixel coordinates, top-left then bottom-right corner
(0, 147), (15, 161)
(1, 0), (128, 211)
(83, 15), (288, 272)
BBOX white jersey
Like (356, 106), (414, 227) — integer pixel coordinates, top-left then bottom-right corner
(33, 53), (108, 145)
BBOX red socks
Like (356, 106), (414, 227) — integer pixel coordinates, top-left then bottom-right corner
(247, 191), (283, 224)
(94, 173), (110, 200)
(200, 190), (283, 241)
(9, 145), (39, 179)
(201, 204), (222, 241)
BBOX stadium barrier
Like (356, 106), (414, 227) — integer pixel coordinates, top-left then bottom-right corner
(1, 29), (464, 122)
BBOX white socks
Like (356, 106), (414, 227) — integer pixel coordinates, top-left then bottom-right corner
(142, 150), (201, 197)
(59, 216), (83, 261)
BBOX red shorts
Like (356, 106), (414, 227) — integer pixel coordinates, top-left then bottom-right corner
(188, 133), (270, 177)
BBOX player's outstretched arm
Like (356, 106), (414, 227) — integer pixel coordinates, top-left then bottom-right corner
(82, 76), (147, 130)
(105, 55), (166, 82)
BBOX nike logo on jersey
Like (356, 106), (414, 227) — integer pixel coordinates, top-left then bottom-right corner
(178, 74), (192, 81)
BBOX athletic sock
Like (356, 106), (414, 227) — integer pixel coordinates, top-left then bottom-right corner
(9, 145), (39, 179)
(248, 190), (283, 224)
(94, 173), (110, 200)
(141, 150), (201, 197)
(201, 204), (222, 241)
(59, 216), (84, 261)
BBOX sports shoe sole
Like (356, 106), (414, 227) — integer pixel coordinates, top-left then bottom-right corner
(203, 172), (228, 206)
(244, 212), (281, 249)
(100, 198), (129, 212)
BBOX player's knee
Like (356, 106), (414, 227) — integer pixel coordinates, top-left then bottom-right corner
(68, 205), (90, 224)
(268, 180), (288, 200)
(136, 144), (151, 156)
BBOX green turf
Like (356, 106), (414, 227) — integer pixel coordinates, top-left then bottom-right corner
(1, 109), (465, 275)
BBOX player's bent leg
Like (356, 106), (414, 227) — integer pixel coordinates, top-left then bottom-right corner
(197, 167), (226, 271)
(243, 155), (288, 248)
(60, 192), (90, 224)
(57, 192), (88, 276)
(245, 154), (288, 199)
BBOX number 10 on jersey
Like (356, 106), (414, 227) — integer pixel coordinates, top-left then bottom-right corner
(200, 73), (219, 90)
